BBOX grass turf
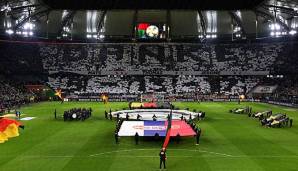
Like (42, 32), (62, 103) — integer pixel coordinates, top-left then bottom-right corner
(0, 101), (297, 171)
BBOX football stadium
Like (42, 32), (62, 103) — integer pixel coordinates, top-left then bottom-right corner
(1, 0), (298, 170)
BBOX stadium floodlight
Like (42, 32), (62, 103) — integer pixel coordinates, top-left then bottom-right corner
(63, 26), (70, 33)
(5, 29), (14, 35)
(233, 26), (241, 33)
(235, 34), (241, 38)
(269, 23), (281, 31)
(289, 30), (297, 35)
(22, 31), (28, 36)
(274, 23), (281, 30)
(99, 34), (105, 39)
(23, 22), (35, 30)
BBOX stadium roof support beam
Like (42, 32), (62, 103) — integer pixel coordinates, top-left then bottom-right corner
(262, 4), (298, 17)
(9, 4), (40, 12)
(58, 11), (76, 36)
(229, 11), (247, 36)
(13, 8), (51, 30)
(166, 10), (171, 40)
(198, 11), (206, 36)
(0, 4), (40, 15)
(132, 10), (138, 39)
(254, 8), (290, 32)
(97, 10), (107, 34)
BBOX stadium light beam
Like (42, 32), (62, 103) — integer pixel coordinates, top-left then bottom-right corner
(5, 29), (14, 35)
(289, 30), (297, 35)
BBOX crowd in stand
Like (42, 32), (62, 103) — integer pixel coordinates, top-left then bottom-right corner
(2, 41), (297, 76)
(0, 77), (34, 112)
(46, 75), (262, 97)
(1, 41), (298, 105)
(38, 42), (295, 74)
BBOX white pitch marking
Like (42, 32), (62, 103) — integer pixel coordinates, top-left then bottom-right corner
(89, 148), (234, 157)
(3, 153), (298, 159)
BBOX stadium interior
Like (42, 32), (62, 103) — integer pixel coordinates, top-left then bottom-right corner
(0, 0), (298, 171)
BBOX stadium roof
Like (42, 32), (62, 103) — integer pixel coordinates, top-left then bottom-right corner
(41, 0), (264, 10)
(0, 0), (298, 41)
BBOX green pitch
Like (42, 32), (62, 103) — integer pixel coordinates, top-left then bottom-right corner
(0, 102), (298, 171)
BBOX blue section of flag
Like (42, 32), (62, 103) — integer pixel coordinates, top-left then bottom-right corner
(144, 121), (166, 136)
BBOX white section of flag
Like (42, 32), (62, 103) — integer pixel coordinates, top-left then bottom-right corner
(118, 121), (144, 136)
(20, 117), (36, 121)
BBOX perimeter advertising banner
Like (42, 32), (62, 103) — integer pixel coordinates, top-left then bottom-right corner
(118, 120), (195, 137)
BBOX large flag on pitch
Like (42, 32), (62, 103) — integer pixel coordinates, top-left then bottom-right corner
(162, 110), (172, 148)
(0, 118), (22, 143)
(118, 120), (195, 137)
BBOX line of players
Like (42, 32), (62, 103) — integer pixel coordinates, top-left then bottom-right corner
(230, 106), (293, 128)
(63, 108), (92, 121)
(250, 111), (293, 128)
(105, 110), (206, 122)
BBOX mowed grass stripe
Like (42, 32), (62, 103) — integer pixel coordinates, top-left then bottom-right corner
(0, 122), (105, 171)
(60, 121), (121, 171)
(172, 102), (265, 171)
(176, 102), (297, 170)
(0, 110), (68, 167)
(206, 103), (297, 171)
(0, 102), (297, 171)
(200, 118), (265, 170)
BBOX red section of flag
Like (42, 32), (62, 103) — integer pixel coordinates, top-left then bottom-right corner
(169, 120), (196, 137)
(162, 120), (196, 148)
(162, 110), (172, 149)
(143, 102), (157, 108)
(0, 118), (21, 132)
(162, 129), (171, 148)
(138, 23), (149, 30)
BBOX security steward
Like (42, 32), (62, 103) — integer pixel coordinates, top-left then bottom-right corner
(159, 147), (167, 169)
